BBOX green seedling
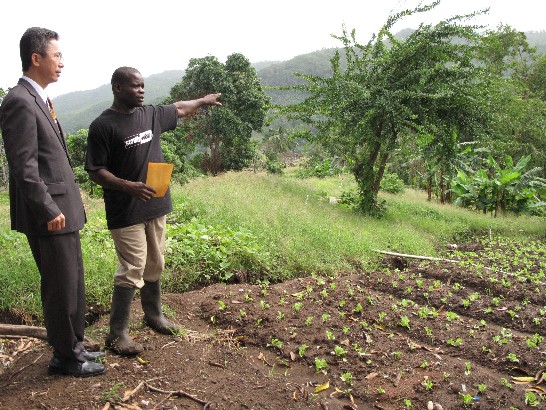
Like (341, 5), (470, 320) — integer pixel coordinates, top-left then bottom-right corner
(267, 338), (283, 349)
(315, 358), (328, 373)
(447, 338), (463, 347)
(333, 345), (347, 356)
(298, 344), (308, 357)
(340, 372), (353, 385)
(524, 391), (540, 406)
(500, 378), (513, 390)
(506, 352), (519, 363)
(460, 393), (473, 407)
(422, 379), (433, 390)
(326, 330), (335, 341)
(526, 333), (543, 348)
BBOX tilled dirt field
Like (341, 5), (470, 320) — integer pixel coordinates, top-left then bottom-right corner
(1, 237), (545, 409)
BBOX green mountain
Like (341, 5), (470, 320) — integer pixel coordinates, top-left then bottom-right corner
(55, 30), (546, 134)
(55, 70), (185, 133)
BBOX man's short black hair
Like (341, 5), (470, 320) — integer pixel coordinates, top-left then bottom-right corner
(20, 27), (59, 72)
(111, 67), (141, 86)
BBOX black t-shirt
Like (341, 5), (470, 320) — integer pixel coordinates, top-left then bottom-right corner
(85, 104), (178, 229)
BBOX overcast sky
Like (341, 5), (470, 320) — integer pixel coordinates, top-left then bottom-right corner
(1, 0), (544, 98)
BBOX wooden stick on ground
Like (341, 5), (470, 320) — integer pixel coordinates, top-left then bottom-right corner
(373, 249), (539, 283)
(145, 382), (211, 410)
(0, 324), (47, 340)
(373, 250), (461, 264)
(0, 324), (100, 349)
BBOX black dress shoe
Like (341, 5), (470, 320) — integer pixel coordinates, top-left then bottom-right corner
(82, 349), (106, 361)
(48, 356), (106, 377)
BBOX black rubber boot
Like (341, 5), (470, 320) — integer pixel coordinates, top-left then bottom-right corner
(141, 280), (180, 335)
(105, 286), (143, 356)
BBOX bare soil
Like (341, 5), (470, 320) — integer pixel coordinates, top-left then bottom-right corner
(1, 239), (545, 410)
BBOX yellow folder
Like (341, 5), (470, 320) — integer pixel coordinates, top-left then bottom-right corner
(145, 162), (174, 197)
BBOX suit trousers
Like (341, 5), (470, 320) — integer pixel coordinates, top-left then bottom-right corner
(26, 231), (87, 363)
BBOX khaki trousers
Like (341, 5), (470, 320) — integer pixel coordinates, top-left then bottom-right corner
(110, 216), (166, 288)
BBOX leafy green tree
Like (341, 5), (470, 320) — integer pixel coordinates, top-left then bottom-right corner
(478, 26), (546, 179)
(66, 129), (88, 168)
(477, 24), (535, 76)
(525, 53), (546, 100)
(169, 53), (269, 175)
(489, 82), (546, 179)
(374, 25), (545, 201)
(160, 128), (199, 183)
(66, 129), (101, 196)
(261, 127), (295, 161)
(277, 2), (492, 214)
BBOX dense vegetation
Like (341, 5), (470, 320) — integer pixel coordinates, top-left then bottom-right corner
(0, 3), (545, 321)
(0, 171), (544, 323)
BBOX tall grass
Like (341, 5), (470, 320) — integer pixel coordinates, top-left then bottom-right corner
(174, 171), (545, 277)
(0, 196), (118, 323)
(0, 171), (544, 322)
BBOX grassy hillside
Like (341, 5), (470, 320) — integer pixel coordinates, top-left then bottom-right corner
(1, 171), (543, 321)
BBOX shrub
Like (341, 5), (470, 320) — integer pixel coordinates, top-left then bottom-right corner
(380, 173), (405, 194)
(163, 221), (271, 291)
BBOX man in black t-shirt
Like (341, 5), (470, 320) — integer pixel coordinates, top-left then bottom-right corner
(86, 66), (221, 356)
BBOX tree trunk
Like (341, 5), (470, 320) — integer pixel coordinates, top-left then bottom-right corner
(439, 169), (445, 204)
(373, 150), (389, 194)
(427, 174), (432, 201)
(444, 178), (451, 203)
(208, 135), (223, 175)
(373, 130), (396, 195)
(353, 126), (383, 213)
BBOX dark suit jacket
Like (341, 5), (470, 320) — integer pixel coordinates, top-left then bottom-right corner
(0, 78), (85, 236)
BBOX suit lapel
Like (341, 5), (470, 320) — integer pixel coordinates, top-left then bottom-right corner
(19, 79), (70, 159)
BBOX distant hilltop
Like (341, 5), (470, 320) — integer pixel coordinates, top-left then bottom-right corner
(54, 29), (546, 134)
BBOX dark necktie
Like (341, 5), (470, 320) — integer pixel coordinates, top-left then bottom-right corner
(47, 97), (58, 125)
(47, 96), (64, 140)
(47, 97), (68, 157)
(47, 97), (63, 136)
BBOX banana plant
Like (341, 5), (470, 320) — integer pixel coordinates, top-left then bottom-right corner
(451, 154), (545, 216)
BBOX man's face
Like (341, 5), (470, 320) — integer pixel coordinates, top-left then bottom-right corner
(37, 39), (64, 85)
(118, 72), (145, 109)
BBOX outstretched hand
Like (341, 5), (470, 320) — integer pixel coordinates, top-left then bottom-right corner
(175, 93), (222, 118)
(202, 93), (222, 107)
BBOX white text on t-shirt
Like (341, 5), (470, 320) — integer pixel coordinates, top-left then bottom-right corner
(124, 130), (153, 149)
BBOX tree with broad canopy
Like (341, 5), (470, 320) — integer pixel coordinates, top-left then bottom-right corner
(168, 53), (269, 175)
(277, 0), (495, 215)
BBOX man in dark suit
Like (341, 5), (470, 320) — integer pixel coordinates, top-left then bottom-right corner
(0, 27), (105, 377)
